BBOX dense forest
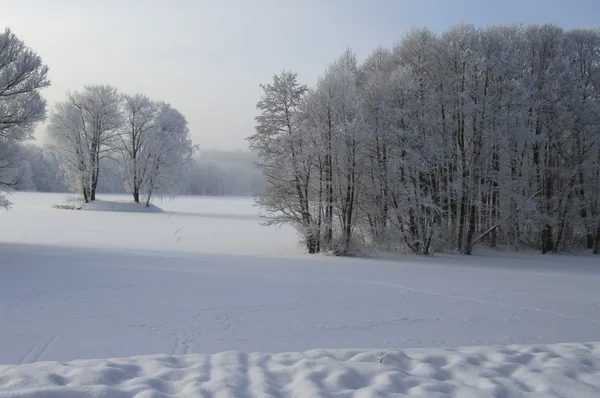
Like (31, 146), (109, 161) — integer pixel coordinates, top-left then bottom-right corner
(250, 23), (600, 255)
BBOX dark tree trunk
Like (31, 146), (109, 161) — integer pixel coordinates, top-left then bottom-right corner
(464, 203), (477, 255)
(90, 160), (99, 201)
(593, 224), (600, 255)
(457, 190), (467, 252)
(587, 234), (595, 250)
(540, 224), (554, 254)
(82, 184), (90, 203)
(307, 232), (319, 254)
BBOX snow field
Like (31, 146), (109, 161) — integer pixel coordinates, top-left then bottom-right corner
(1, 192), (600, 397)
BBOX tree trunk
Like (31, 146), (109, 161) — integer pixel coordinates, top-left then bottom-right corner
(593, 223), (600, 254)
(593, 224), (600, 255)
(540, 224), (554, 254)
(464, 203), (477, 255)
(316, 164), (324, 253)
(379, 142), (389, 238)
(90, 158), (99, 201)
(82, 184), (90, 203)
(587, 234), (595, 251)
(307, 231), (320, 254)
(457, 190), (467, 252)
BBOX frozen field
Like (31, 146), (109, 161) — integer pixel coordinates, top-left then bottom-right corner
(1, 192), (600, 397)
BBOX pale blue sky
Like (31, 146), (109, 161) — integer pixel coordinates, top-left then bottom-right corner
(2, 0), (599, 150)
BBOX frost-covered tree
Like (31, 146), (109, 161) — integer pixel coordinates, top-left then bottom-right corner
(117, 94), (159, 203)
(0, 28), (50, 207)
(47, 85), (122, 202)
(248, 72), (318, 251)
(356, 47), (395, 245)
(310, 50), (366, 254)
(254, 23), (600, 255)
(48, 87), (195, 203)
(138, 103), (195, 206)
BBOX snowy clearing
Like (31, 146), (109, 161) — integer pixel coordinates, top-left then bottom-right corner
(2, 192), (600, 396)
(1, 342), (600, 397)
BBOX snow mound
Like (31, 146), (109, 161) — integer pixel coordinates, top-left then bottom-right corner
(1, 342), (600, 398)
(53, 200), (163, 213)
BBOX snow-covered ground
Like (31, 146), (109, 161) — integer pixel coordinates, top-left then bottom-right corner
(1, 192), (600, 397)
(2, 343), (600, 397)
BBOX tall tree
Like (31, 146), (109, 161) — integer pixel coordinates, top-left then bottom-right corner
(248, 72), (320, 252)
(117, 94), (159, 203)
(325, 50), (365, 254)
(47, 85), (122, 202)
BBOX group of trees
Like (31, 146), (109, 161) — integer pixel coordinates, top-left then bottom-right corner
(0, 29), (196, 207)
(250, 23), (600, 255)
(47, 86), (195, 205)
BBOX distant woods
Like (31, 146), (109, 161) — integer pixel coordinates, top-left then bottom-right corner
(189, 150), (264, 196)
(13, 146), (264, 197)
(250, 23), (600, 255)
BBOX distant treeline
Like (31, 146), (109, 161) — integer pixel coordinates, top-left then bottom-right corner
(13, 145), (264, 197)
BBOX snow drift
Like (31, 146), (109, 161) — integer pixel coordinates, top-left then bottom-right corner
(1, 342), (600, 397)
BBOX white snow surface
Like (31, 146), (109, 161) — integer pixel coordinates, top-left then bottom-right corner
(1, 343), (600, 397)
(2, 192), (600, 397)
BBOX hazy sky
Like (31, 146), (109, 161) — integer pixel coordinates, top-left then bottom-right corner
(2, 0), (599, 150)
